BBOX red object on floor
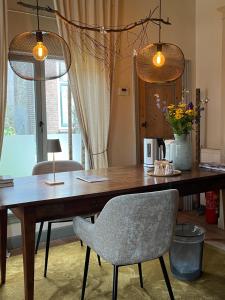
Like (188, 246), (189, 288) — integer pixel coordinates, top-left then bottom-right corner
(205, 191), (219, 224)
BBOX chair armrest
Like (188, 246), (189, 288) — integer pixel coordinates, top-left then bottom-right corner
(73, 217), (95, 248)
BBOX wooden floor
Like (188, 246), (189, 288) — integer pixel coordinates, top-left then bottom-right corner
(178, 210), (225, 251)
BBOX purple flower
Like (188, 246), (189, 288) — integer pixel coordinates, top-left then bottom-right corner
(187, 102), (194, 110)
(162, 106), (167, 113)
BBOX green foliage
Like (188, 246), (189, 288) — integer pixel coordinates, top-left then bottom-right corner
(4, 127), (16, 136)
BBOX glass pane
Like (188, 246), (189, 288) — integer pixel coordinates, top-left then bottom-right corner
(45, 61), (82, 163)
(0, 63), (37, 177)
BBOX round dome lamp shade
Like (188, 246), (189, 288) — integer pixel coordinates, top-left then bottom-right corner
(8, 31), (71, 81)
(136, 43), (185, 83)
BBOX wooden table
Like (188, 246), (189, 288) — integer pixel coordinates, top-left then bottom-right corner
(1, 165), (225, 300)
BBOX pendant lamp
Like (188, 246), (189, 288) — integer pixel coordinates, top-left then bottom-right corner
(136, 0), (185, 83)
(8, 0), (71, 81)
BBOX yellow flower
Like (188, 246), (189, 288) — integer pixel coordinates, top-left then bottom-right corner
(185, 109), (194, 116)
(178, 103), (186, 108)
(168, 104), (175, 110)
(164, 101), (201, 135)
(176, 108), (184, 115)
(174, 108), (184, 120)
(175, 113), (183, 120)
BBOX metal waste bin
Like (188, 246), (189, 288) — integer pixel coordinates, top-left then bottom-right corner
(169, 224), (205, 281)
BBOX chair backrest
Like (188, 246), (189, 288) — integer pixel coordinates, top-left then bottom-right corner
(32, 160), (83, 175)
(93, 189), (179, 266)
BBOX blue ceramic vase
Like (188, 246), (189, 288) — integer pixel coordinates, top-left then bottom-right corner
(172, 134), (192, 171)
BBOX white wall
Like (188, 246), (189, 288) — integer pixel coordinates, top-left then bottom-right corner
(109, 0), (196, 166)
(196, 0), (225, 157)
(221, 6), (225, 162)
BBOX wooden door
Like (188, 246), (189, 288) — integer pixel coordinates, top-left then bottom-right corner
(137, 78), (182, 163)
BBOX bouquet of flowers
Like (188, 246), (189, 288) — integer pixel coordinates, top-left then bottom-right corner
(165, 102), (199, 136)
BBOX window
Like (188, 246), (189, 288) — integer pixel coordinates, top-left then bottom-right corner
(0, 61), (83, 177)
(0, 63), (37, 177)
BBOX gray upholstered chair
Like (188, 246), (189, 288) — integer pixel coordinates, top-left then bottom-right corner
(32, 160), (101, 277)
(73, 189), (179, 300)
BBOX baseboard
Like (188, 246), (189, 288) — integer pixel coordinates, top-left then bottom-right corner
(7, 224), (75, 250)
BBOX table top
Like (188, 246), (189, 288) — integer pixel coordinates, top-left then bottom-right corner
(0, 165), (225, 209)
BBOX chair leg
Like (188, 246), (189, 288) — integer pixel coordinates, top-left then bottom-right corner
(35, 221), (44, 254)
(138, 263), (144, 288)
(80, 240), (83, 247)
(44, 222), (52, 277)
(97, 254), (101, 266)
(81, 246), (91, 300)
(90, 216), (101, 266)
(159, 256), (175, 300)
(112, 265), (119, 300)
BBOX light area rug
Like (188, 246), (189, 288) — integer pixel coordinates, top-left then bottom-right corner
(0, 242), (225, 299)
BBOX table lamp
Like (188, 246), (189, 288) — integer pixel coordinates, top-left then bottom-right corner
(45, 139), (64, 185)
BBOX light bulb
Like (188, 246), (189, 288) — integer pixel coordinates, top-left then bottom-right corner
(32, 41), (48, 61)
(152, 51), (165, 67)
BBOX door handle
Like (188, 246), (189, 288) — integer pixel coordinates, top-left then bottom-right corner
(141, 121), (148, 128)
(39, 121), (44, 128)
(39, 121), (44, 132)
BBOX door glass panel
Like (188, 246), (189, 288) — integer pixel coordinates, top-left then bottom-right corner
(45, 62), (82, 163)
(0, 63), (37, 177)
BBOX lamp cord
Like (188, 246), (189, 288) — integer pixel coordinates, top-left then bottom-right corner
(158, 0), (161, 43)
(37, 0), (40, 31)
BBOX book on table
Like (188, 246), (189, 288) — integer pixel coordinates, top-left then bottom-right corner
(0, 176), (14, 188)
(76, 175), (108, 183)
(199, 162), (225, 172)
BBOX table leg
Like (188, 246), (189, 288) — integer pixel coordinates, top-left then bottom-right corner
(21, 207), (36, 300)
(0, 209), (7, 285)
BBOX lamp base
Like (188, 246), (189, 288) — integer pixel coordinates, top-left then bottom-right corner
(45, 180), (64, 186)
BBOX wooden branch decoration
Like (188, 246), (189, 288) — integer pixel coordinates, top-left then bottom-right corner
(17, 1), (172, 33)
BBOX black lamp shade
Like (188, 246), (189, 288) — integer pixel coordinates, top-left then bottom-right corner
(47, 139), (62, 153)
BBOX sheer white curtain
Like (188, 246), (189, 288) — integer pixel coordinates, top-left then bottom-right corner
(54, 0), (119, 169)
(0, 0), (8, 157)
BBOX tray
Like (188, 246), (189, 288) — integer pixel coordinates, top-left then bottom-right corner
(147, 170), (181, 177)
